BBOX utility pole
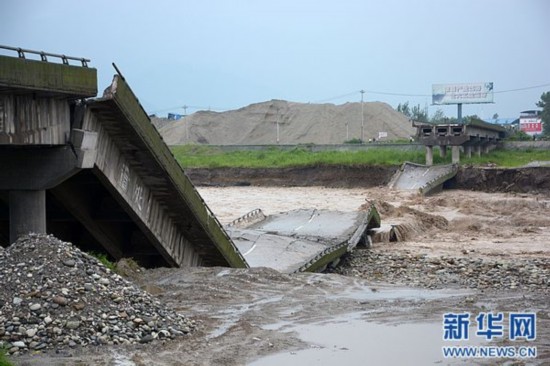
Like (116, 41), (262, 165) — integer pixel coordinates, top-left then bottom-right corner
(183, 105), (189, 142)
(360, 90), (365, 143)
(276, 108), (280, 144)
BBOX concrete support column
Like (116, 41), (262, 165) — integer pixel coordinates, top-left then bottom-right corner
(425, 145), (433, 166)
(9, 190), (46, 243)
(475, 145), (482, 157)
(451, 145), (460, 164)
(439, 145), (447, 158)
(464, 145), (472, 158)
(483, 144), (490, 154)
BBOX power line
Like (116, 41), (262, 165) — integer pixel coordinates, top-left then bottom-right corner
(317, 82), (550, 101)
(364, 90), (430, 97)
(314, 91), (360, 103)
(150, 82), (550, 114)
(493, 82), (550, 94)
(150, 104), (230, 114)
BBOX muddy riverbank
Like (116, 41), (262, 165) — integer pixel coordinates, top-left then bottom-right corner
(186, 165), (550, 194)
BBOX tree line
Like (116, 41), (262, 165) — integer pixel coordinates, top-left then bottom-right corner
(396, 102), (478, 124)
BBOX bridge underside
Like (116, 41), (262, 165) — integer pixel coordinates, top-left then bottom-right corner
(0, 169), (169, 267)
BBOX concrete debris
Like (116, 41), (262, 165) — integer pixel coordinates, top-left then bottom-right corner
(0, 234), (196, 356)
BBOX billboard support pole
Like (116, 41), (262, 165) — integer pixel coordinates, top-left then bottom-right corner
(360, 90), (365, 143)
(457, 103), (463, 124)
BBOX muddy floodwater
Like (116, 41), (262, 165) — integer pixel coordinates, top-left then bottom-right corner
(15, 187), (549, 365)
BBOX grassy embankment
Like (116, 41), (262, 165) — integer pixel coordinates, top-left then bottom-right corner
(171, 145), (550, 169)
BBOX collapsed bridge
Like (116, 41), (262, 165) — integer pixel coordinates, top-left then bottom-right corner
(0, 47), (246, 268)
(0, 47), (380, 272)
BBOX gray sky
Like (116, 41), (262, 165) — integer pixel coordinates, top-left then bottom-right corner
(1, 0), (549, 119)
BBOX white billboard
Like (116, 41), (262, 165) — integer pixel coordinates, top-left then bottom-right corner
(432, 82), (494, 105)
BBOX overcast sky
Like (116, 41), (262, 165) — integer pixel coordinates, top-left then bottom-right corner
(1, 0), (549, 119)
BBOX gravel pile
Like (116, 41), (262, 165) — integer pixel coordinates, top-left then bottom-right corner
(333, 249), (550, 291)
(0, 234), (196, 356)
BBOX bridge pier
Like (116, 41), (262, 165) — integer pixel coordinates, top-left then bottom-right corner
(475, 145), (482, 157)
(451, 146), (460, 164)
(425, 145), (433, 166)
(464, 145), (472, 158)
(9, 190), (46, 243)
(439, 145), (447, 158)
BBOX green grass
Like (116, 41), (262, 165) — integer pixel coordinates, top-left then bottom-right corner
(0, 347), (13, 366)
(458, 149), (550, 167)
(170, 145), (550, 169)
(172, 145), (427, 168)
(88, 251), (116, 272)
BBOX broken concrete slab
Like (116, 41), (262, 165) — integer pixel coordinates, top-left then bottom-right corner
(388, 162), (458, 195)
(227, 207), (380, 273)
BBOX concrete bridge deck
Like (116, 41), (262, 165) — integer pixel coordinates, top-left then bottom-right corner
(227, 206), (380, 273)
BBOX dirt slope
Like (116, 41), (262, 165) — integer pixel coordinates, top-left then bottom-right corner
(154, 100), (414, 145)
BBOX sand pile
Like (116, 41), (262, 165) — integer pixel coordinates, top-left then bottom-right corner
(154, 99), (414, 145)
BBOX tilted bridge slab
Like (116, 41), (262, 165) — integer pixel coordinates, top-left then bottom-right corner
(0, 50), (246, 268)
(388, 162), (458, 195)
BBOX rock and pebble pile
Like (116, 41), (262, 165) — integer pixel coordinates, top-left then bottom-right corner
(0, 234), (196, 356)
(333, 249), (549, 291)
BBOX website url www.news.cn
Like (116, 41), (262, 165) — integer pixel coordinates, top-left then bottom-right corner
(443, 346), (537, 359)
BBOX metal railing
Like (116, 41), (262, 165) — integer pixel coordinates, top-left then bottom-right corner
(0, 45), (90, 67)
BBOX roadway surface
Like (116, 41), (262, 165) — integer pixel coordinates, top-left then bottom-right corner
(227, 209), (378, 273)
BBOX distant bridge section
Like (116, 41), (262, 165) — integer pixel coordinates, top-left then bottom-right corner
(0, 47), (247, 269)
(413, 120), (507, 165)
